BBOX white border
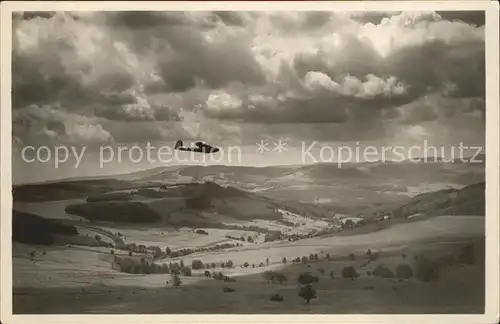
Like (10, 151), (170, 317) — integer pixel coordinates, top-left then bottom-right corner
(1, 2), (499, 324)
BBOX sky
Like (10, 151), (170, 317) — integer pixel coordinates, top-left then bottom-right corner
(11, 10), (486, 183)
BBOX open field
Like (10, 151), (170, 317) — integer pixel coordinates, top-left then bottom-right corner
(13, 216), (485, 314)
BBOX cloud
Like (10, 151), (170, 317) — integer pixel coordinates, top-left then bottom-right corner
(12, 10), (485, 150)
(13, 104), (113, 147)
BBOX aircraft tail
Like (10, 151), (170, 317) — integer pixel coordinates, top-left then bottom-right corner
(175, 140), (183, 149)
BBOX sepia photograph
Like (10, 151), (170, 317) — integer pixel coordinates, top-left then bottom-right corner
(1, 1), (499, 322)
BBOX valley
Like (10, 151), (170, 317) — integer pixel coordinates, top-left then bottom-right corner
(11, 160), (486, 314)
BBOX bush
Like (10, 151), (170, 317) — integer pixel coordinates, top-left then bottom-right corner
(270, 293), (284, 302)
(282, 257), (287, 264)
(192, 260), (204, 270)
(243, 262), (249, 268)
(341, 266), (359, 280)
(213, 272), (225, 280)
(195, 229), (209, 235)
(366, 271), (372, 276)
(297, 272), (319, 285)
(372, 264), (395, 278)
(224, 276), (236, 282)
(301, 256), (308, 264)
(223, 286), (235, 292)
(458, 243), (476, 265)
(171, 273), (181, 288)
(395, 264), (413, 279)
(204, 270), (211, 277)
(317, 268), (326, 275)
(416, 258), (441, 282)
(225, 260), (234, 268)
(181, 267), (192, 276)
(298, 284), (316, 304)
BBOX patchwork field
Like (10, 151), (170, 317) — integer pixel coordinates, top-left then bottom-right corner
(13, 216), (485, 314)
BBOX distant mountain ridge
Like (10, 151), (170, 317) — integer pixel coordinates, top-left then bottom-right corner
(391, 182), (485, 218)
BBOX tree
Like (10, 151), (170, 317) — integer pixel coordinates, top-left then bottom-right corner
(325, 253), (331, 261)
(181, 267), (192, 276)
(266, 258), (269, 266)
(247, 236), (254, 243)
(282, 257), (287, 264)
(171, 272), (181, 288)
(165, 246), (171, 256)
(180, 259), (185, 269)
(301, 256), (308, 264)
(225, 260), (234, 268)
(341, 266), (359, 280)
(297, 272), (319, 285)
(128, 251), (133, 256)
(299, 284), (316, 304)
(243, 262), (249, 268)
(192, 260), (204, 270)
(372, 264), (395, 278)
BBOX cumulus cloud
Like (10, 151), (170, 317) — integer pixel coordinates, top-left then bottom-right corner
(13, 104), (113, 147)
(12, 10), (485, 149)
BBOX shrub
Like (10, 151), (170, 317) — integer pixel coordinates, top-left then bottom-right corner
(171, 273), (181, 288)
(341, 266), (359, 280)
(204, 270), (211, 277)
(317, 268), (326, 275)
(366, 271), (372, 276)
(192, 260), (204, 270)
(243, 262), (249, 268)
(298, 284), (316, 304)
(181, 267), (192, 276)
(458, 243), (476, 265)
(223, 286), (235, 293)
(416, 258), (441, 282)
(213, 272), (225, 280)
(270, 293), (284, 302)
(275, 273), (288, 284)
(225, 260), (234, 268)
(224, 276), (236, 282)
(195, 229), (209, 235)
(282, 257), (287, 264)
(372, 264), (395, 278)
(298, 272), (319, 285)
(211, 262), (216, 268)
(395, 264), (413, 279)
(301, 256), (308, 264)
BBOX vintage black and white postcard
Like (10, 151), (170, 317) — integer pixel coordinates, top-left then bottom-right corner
(1, 1), (499, 323)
